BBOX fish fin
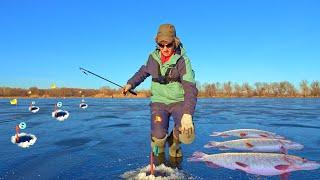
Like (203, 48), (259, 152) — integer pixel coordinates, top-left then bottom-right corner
(204, 142), (230, 150)
(221, 134), (230, 138)
(204, 141), (220, 148)
(218, 146), (230, 150)
(272, 134), (285, 139)
(188, 151), (207, 162)
(280, 146), (288, 154)
(275, 164), (290, 170)
(235, 161), (248, 168)
(205, 161), (220, 168)
(280, 172), (290, 180)
(259, 134), (268, 138)
(210, 132), (221, 137)
(245, 142), (254, 148)
(240, 132), (247, 137)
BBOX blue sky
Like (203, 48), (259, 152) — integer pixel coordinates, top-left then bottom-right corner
(0, 0), (319, 90)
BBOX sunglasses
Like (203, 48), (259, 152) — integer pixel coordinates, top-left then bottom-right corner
(158, 42), (174, 48)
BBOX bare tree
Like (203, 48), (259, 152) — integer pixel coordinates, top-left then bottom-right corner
(276, 81), (296, 97)
(203, 83), (216, 97)
(223, 81), (232, 97)
(300, 80), (310, 97)
(255, 82), (264, 97)
(215, 82), (223, 96)
(285, 82), (297, 97)
(310, 81), (320, 97)
(234, 83), (242, 97)
(242, 83), (253, 97)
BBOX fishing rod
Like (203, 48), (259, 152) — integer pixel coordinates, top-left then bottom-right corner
(79, 67), (137, 96)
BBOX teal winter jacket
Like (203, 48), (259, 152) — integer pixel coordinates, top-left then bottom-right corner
(127, 46), (198, 115)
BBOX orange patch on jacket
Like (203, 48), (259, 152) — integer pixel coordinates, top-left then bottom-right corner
(154, 115), (162, 123)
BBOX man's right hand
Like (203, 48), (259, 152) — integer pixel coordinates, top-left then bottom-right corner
(122, 84), (132, 95)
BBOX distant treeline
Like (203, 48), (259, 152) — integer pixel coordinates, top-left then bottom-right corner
(0, 86), (150, 98)
(1, 80), (319, 98)
(197, 80), (320, 97)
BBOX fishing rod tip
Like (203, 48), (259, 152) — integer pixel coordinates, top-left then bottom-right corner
(79, 67), (88, 75)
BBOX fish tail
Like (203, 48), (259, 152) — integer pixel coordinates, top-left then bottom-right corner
(204, 141), (219, 148)
(210, 132), (221, 137)
(188, 151), (207, 162)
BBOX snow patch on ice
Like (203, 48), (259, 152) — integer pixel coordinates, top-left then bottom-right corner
(121, 164), (189, 180)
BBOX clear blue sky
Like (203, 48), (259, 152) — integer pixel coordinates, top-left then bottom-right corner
(0, 0), (319, 90)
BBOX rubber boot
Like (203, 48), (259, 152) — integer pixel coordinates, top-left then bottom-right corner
(169, 155), (183, 169)
(151, 135), (167, 165)
(154, 152), (165, 165)
(168, 130), (182, 158)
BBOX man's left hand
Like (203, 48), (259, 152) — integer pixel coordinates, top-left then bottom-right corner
(180, 114), (194, 135)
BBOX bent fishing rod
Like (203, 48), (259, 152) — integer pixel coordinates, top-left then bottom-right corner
(79, 67), (137, 96)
